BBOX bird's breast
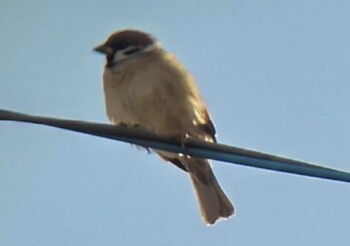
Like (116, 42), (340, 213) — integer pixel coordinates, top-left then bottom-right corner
(102, 52), (207, 138)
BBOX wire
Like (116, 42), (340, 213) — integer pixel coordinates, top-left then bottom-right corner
(1, 108), (350, 183)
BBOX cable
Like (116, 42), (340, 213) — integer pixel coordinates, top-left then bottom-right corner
(1, 108), (349, 183)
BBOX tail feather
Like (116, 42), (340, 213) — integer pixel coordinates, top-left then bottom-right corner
(183, 157), (234, 225)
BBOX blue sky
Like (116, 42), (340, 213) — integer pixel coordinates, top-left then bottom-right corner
(1, 1), (350, 245)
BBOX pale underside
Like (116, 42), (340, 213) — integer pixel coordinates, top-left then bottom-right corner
(103, 48), (216, 143)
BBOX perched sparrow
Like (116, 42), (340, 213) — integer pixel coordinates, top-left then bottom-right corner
(94, 29), (234, 225)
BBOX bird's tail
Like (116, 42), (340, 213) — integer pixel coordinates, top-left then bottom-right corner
(183, 157), (234, 225)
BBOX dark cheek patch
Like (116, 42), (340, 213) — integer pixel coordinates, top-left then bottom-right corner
(123, 46), (142, 55)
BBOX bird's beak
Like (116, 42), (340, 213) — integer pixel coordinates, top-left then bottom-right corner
(93, 44), (113, 55)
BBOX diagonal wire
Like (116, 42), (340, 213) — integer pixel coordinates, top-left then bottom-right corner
(1, 108), (350, 183)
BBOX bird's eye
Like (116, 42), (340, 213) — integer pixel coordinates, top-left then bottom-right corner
(123, 46), (142, 55)
(109, 46), (143, 67)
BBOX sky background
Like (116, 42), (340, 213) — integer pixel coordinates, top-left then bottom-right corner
(1, 0), (350, 245)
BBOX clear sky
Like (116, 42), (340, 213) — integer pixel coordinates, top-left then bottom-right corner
(1, 1), (350, 245)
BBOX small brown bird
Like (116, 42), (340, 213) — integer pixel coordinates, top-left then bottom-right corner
(94, 29), (234, 224)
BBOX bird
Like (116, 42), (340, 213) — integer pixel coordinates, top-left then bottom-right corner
(94, 29), (234, 225)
